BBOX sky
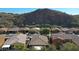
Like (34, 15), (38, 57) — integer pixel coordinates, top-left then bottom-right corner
(0, 8), (79, 15)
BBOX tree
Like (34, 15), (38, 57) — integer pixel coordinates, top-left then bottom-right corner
(62, 42), (79, 51)
(40, 28), (50, 35)
(13, 43), (29, 51)
(51, 29), (60, 33)
(41, 45), (57, 51)
(28, 29), (38, 34)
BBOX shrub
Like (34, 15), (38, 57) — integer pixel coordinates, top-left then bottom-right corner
(62, 42), (79, 51)
(40, 28), (50, 35)
(41, 45), (57, 51)
(13, 43), (29, 51)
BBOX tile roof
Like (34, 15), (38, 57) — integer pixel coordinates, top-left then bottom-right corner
(0, 36), (5, 47)
(3, 34), (28, 46)
(8, 28), (19, 31)
(29, 34), (48, 46)
(52, 32), (79, 46)
(3, 36), (17, 45)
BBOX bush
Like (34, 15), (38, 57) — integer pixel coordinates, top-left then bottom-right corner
(41, 45), (57, 51)
(51, 29), (60, 33)
(62, 42), (79, 51)
(28, 29), (39, 34)
(13, 43), (29, 51)
(40, 28), (50, 35)
(48, 45), (57, 51)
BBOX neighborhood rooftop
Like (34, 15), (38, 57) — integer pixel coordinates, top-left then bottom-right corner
(52, 32), (79, 46)
(2, 33), (28, 48)
(29, 34), (48, 46)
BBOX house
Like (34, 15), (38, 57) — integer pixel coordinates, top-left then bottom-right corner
(0, 27), (29, 34)
(0, 28), (8, 34)
(16, 33), (28, 44)
(19, 27), (30, 33)
(2, 33), (29, 49)
(7, 28), (19, 34)
(51, 28), (61, 33)
(69, 28), (79, 34)
(2, 36), (18, 49)
(7, 27), (29, 34)
(60, 28), (71, 33)
(31, 27), (40, 31)
(28, 34), (48, 50)
(51, 32), (79, 46)
(0, 35), (5, 48)
(0, 28), (8, 32)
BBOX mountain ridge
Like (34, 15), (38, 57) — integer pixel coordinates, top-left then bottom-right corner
(0, 9), (78, 27)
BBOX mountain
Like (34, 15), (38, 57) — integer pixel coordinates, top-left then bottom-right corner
(0, 13), (17, 27)
(71, 15), (79, 27)
(0, 8), (78, 27)
(17, 9), (75, 27)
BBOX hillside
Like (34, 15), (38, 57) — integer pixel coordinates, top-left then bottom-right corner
(17, 9), (74, 27)
(72, 15), (79, 27)
(0, 13), (17, 27)
(0, 9), (78, 27)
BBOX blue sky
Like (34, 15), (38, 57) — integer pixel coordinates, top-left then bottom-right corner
(52, 8), (79, 15)
(0, 8), (79, 15)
